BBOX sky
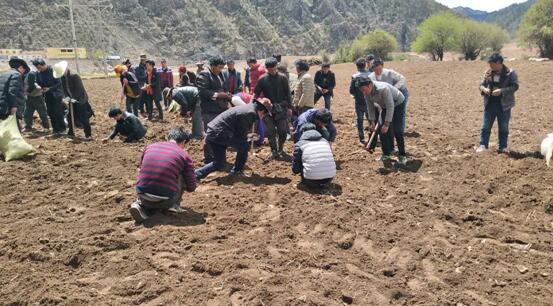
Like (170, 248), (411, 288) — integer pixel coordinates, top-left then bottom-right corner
(435, 0), (528, 12)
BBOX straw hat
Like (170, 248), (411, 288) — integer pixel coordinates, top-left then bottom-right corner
(52, 61), (68, 79)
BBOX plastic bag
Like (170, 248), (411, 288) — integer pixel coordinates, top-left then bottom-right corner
(0, 115), (35, 161)
(166, 101), (181, 113)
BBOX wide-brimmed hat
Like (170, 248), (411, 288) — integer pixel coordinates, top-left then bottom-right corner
(52, 61), (68, 79)
(9, 57), (30, 74)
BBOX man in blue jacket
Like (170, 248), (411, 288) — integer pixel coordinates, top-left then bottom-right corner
(32, 58), (66, 135)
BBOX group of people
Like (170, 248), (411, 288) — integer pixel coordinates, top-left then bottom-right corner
(0, 57), (94, 139)
(0, 51), (518, 224)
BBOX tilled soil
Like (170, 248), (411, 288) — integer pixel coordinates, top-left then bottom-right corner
(1, 61), (553, 306)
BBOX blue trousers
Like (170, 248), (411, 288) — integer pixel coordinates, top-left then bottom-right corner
(479, 102), (511, 150)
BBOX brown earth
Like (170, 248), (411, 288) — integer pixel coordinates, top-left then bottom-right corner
(1, 61), (553, 306)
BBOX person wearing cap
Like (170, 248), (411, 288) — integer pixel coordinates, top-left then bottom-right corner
(158, 59), (174, 107)
(162, 86), (202, 140)
(314, 63), (336, 111)
(177, 64), (197, 87)
(129, 127), (197, 223)
(292, 59), (315, 116)
(134, 55), (148, 117)
(56, 61), (93, 140)
(103, 107), (147, 143)
(223, 60), (243, 95)
(114, 64), (141, 116)
(254, 57), (292, 159)
(357, 77), (407, 165)
(194, 99), (272, 179)
(247, 57), (267, 94)
(196, 56), (232, 163)
(142, 60), (163, 121)
(477, 52), (519, 154)
(23, 67), (50, 132)
(350, 58), (371, 144)
(292, 123), (336, 190)
(293, 108), (336, 144)
(32, 58), (66, 135)
(0, 58), (29, 126)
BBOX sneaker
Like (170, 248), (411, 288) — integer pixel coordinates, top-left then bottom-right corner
(476, 145), (487, 153)
(129, 201), (150, 223)
(83, 136), (93, 142)
(167, 203), (185, 213)
(271, 150), (280, 160)
(499, 148), (510, 155)
(379, 155), (392, 161)
(398, 155), (408, 166)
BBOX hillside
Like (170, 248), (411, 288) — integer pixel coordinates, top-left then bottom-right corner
(0, 0), (447, 60)
(454, 0), (536, 37)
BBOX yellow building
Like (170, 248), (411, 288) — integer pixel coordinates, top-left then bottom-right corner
(46, 48), (87, 59)
(0, 49), (23, 57)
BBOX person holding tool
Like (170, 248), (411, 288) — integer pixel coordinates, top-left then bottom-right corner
(356, 77), (407, 165)
(56, 61), (94, 140)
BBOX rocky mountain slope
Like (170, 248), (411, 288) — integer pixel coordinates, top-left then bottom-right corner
(0, 0), (447, 60)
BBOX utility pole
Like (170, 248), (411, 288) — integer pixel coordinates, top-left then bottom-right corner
(68, 0), (80, 73)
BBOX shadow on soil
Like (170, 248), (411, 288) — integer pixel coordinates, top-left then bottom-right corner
(378, 159), (423, 175)
(142, 209), (207, 228)
(213, 173), (292, 186)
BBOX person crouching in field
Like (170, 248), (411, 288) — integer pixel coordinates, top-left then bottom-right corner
(103, 107), (146, 143)
(476, 53), (519, 154)
(357, 77), (408, 165)
(293, 123), (336, 190)
(195, 99), (273, 179)
(129, 127), (197, 223)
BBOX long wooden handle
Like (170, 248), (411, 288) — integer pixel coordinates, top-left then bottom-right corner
(70, 102), (75, 132)
(365, 122), (380, 150)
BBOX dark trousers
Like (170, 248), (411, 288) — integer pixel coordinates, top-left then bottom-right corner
(45, 94), (66, 133)
(480, 101), (511, 150)
(24, 95), (50, 129)
(195, 139), (249, 178)
(201, 112), (220, 164)
(143, 94), (163, 120)
(381, 103), (406, 156)
(126, 96), (140, 116)
(355, 103), (368, 141)
(137, 176), (185, 214)
(301, 176), (333, 189)
(264, 115), (288, 152)
(67, 103), (92, 138)
(315, 92), (332, 110)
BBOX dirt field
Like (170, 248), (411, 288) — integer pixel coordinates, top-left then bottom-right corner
(1, 60), (553, 306)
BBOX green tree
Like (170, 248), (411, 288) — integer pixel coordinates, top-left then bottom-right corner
(332, 29), (398, 64)
(518, 0), (553, 58)
(411, 11), (463, 61)
(457, 20), (509, 60)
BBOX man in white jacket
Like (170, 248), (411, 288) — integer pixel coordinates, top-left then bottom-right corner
(292, 123), (336, 189)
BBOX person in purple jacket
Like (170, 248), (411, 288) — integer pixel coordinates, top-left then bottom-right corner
(129, 127), (197, 223)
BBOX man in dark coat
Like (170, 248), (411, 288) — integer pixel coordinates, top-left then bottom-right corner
(0, 58), (29, 129)
(134, 55), (148, 116)
(60, 66), (93, 140)
(223, 60), (243, 94)
(103, 107), (147, 143)
(254, 57), (292, 159)
(195, 99), (272, 179)
(142, 60), (163, 121)
(314, 63), (336, 111)
(32, 58), (66, 135)
(196, 56), (232, 163)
